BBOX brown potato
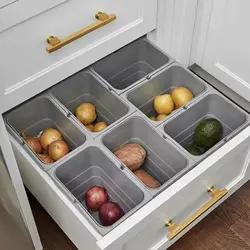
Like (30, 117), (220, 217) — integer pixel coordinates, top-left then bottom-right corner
(113, 144), (146, 171)
(85, 124), (94, 132)
(93, 122), (108, 132)
(134, 170), (161, 188)
(156, 114), (167, 121)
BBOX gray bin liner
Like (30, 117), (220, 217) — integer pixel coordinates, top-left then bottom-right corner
(99, 114), (194, 196)
(122, 63), (210, 127)
(91, 38), (174, 95)
(48, 145), (151, 235)
(158, 90), (249, 162)
(5, 95), (87, 170)
(50, 70), (135, 138)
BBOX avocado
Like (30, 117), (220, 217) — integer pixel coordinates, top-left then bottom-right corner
(194, 118), (223, 149)
(186, 143), (203, 156)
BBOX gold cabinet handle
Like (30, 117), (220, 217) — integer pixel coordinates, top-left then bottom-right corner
(46, 11), (116, 53)
(165, 186), (228, 240)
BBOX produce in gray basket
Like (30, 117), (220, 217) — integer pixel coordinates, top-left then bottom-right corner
(125, 64), (206, 126)
(85, 124), (94, 132)
(40, 128), (62, 150)
(76, 103), (97, 125)
(99, 202), (125, 226)
(186, 143), (203, 156)
(23, 127), (70, 163)
(24, 137), (42, 154)
(6, 95), (86, 169)
(194, 118), (223, 149)
(93, 122), (108, 132)
(85, 186), (108, 212)
(150, 87), (194, 122)
(149, 116), (156, 121)
(154, 94), (174, 115)
(114, 144), (146, 171)
(163, 92), (247, 160)
(156, 114), (167, 121)
(171, 87), (194, 109)
(48, 140), (69, 161)
(134, 169), (161, 188)
(38, 154), (54, 164)
(76, 103), (108, 133)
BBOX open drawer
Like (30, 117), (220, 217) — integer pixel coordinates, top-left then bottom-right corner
(11, 117), (250, 250)
(4, 36), (250, 250)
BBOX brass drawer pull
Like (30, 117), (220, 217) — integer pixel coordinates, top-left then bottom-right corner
(165, 186), (228, 240)
(46, 11), (116, 53)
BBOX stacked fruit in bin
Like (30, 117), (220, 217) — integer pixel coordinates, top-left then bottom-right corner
(186, 118), (223, 156)
(150, 87), (194, 121)
(114, 144), (161, 189)
(23, 128), (69, 164)
(75, 103), (108, 132)
(85, 186), (125, 226)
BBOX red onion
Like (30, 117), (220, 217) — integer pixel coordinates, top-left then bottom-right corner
(25, 137), (42, 154)
(85, 186), (108, 211)
(99, 202), (125, 226)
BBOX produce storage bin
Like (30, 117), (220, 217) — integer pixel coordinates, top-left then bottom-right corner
(91, 38), (173, 95)
(100, 114), (194, 196)
(5, 95), (87, 170)
(50, 70), (134, 138)
(48, 145), (151, 235)
(122, 63), (209, 127)
(159, 91), (249, 161)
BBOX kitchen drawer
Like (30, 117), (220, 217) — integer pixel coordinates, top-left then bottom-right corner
(3, 14), (250, 248)
(2, 1), (250, 249)
(5, 39), (250, 250)
(11, 116), (250, 250)
(0, 0), (157, 113)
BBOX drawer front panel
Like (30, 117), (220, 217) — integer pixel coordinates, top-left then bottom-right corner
(0, 0), (157, 113)
(97, 126), (250, 250)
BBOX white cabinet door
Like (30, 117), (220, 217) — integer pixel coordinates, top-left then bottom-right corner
(196, 0), (250, 102)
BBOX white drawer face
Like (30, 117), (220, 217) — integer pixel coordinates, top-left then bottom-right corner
(0, 0), (157, 113)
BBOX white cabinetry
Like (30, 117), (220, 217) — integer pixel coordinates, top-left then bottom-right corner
(192, 0), (250, 102)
